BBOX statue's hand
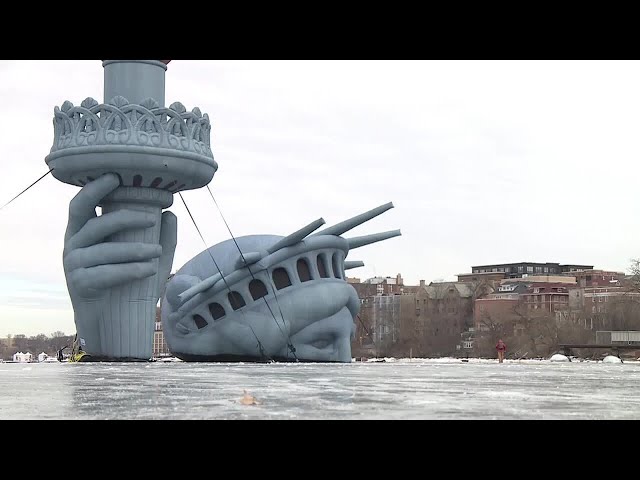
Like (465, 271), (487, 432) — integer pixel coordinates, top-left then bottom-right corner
(63, 173), (177, 299)
(62, 173), (177, 357)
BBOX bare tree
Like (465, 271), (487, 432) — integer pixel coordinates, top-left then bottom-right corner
(474, 310), (515, 357)
(606, 296), (640, 331)
(12, 334), (27, 352)
(629, 259), (640, 293)
(509, 301), (559, 357)
(1, 333), (76, 360)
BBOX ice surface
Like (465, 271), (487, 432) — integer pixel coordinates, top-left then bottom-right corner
(0, 358), (638, 419)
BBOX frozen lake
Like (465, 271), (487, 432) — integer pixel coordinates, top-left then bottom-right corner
(1, 358), (639, 419)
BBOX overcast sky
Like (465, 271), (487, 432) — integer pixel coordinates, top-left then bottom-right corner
(1, 60), (640, 337)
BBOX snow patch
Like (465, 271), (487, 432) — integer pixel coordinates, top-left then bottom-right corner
(549, 354), (570, 362)
(602, 355), (622, 364)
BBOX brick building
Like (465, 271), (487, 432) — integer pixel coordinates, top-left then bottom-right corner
(474, 283), (526, 331)
(518, 282), (571, 315)
(568, 285), (640, 320)
(457, 271), (506, 286)
(352, 280), (475, 358)
(474, 277), (575, 338)
(404, 282), (474, 355)
(563, 269), (625, 288)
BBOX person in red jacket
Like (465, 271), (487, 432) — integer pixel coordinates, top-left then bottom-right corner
(496, 339), (507, 363)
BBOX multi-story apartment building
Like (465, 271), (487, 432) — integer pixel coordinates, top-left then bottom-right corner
(349, 273), (409, 298)
(518, 282), (571, 314)
(469, 262), (593, 278)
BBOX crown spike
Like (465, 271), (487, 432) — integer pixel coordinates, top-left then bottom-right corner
(313, 202), (394, 237)
(347, 229), (401, 250)
(234, 251), (264, 270)
(267, 218), (326, 254)
(344, 261), (365, 270)
(178, 272), (223, 305)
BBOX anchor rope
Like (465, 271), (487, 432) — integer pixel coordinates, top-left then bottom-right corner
(205, 185), (298, 362)
(178, 192), (272, 362)
(0, 169), (53, 211)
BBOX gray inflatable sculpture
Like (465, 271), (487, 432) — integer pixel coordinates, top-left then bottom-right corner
(45, 61), (217, 361)
(161, 203), (400, 362)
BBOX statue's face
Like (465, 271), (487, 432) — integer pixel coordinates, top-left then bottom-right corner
(162, 238), (359, 363)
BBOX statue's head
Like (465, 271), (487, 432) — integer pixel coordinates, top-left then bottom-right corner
(161, 203), (400, 362)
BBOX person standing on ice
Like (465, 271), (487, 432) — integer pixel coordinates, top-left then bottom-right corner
(496, 339), (507, 363)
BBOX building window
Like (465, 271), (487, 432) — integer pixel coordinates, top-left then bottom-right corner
(273, 268), (292, 290)
(527, 266), (534, 273)
(193, 314), (208, 329)
(297, 258), (312, 282)
(249, 279), (268, 300)
(317, 256), (328, 278)
(228, 291), (246, 310)
(208, 302), (225, 320)
(544, 267), (548, 273)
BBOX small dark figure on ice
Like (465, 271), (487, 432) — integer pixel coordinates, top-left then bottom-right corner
(496, 339), (507, 363)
